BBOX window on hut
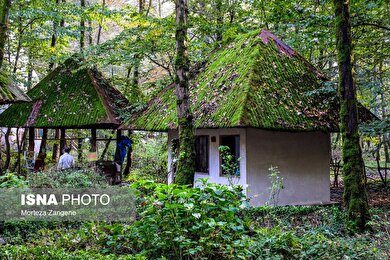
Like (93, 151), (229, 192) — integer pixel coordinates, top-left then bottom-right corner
(195, 135), (209, 173)
(219, 135), (240, 176)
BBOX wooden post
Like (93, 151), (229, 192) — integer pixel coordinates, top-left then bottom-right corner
(52, 129), (60, 160)
(60, 128), (66, 155)
(115, 129), (122, 184)
(123, 130), (132, 178)
(35, 128), (48, 172)
(90, 129), (97, 152)
(39, 128), (48, 153)
(4, 128), (11, 170)
(28, 128), (35, 152)
(78, 130), (83, 162)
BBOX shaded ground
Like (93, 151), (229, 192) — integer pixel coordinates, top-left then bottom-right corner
(331, 181), (390, 210)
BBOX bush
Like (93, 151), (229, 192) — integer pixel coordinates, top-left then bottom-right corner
(1, 180), (388, 259)
(27, 169), (108, 188)
(129, 133), (167, 183)
(0, 172), (28, 188)
(125, 179), (251, 258)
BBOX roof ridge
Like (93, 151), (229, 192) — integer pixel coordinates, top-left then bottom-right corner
(259, 29), (328, 81)
(87, 69), (120, 125)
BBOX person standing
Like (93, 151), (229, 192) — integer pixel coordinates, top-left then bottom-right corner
(57, 147), (75, 171)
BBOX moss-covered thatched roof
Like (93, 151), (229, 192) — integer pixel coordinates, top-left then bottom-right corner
(0, 74), (31, 104)
(0, 58), (130, 129)
(125, 29), (373, 132)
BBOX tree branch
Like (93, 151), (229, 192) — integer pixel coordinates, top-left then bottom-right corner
(354, 22), (390, 31)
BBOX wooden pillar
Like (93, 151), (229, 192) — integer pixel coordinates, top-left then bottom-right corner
(115, 129), (122, 184)
(78, 130), (83, 162)
(39, 128), (48, 153)
(60, 128), (66, 155)
(28, 128), (35, 152)
(90, 129), (97, 152)
(123, 130), (132, 177)
(52, 129), (60, 160)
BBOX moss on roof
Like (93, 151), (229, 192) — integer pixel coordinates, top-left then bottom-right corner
(0, 58), (130, 128)
(126, 29), (342, 132)
(0, 70), (30, 104)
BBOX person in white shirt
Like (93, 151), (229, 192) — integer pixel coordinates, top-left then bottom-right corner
(57, 147), (75, 171)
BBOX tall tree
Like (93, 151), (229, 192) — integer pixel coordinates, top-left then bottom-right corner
(174, 0), (196, 185)
(80, 0), (86, 50)
(334, 0), (370, 231)
(0, 0), (11, 69)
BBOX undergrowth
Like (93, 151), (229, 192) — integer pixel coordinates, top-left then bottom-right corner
(0, 176), (389, 259)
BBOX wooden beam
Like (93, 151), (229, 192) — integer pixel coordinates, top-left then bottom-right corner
(28, 128), (35, 152)
(60, 128), (66, 155)
(52, 129), (60, 160)
(39, 128), (48, 153)
(90, 129), (97, 152)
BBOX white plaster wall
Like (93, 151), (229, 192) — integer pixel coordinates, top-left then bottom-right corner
(246, 128), (331, 206)
(167, 128), (247, 189)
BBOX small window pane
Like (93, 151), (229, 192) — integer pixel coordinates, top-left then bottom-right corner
(220, 135), (240, 176)
(195, 136), (209, 173)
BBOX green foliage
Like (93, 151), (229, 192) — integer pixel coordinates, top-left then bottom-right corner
(27, 169), (108, 188)
(128, 179), (250, 258)
(0, 172), (28, 188)
(267, 166), (284, 207)
(219, 145), (240, 185)
(129, 132), (168, 183)
(0, 180), (388, 259)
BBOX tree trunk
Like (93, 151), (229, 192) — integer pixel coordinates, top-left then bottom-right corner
(215, 0), (223, 42)
(96, 0), (105, 44)
(0, 0), (11, 69)
(174, 0), (196, 185)
(13, 5), (23, 74)
(80, 0), (86, 50)
(48, 0), (61, 70)
(334, 0), (370, 231)
(88, 20), (93, 46)
(27, 54), (33, 90)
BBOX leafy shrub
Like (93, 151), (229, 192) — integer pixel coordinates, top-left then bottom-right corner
(1, 180), (388, 259)
(122, 179), (251, 258)
(0, 172), (28, 188)
(27, 169), (108, 188)
(129, 133), (167, 183)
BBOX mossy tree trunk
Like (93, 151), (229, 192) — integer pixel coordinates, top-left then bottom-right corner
(334, 0), (370, 231)
(174, 0), (196, 185)
(0, 0), (11, 69)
